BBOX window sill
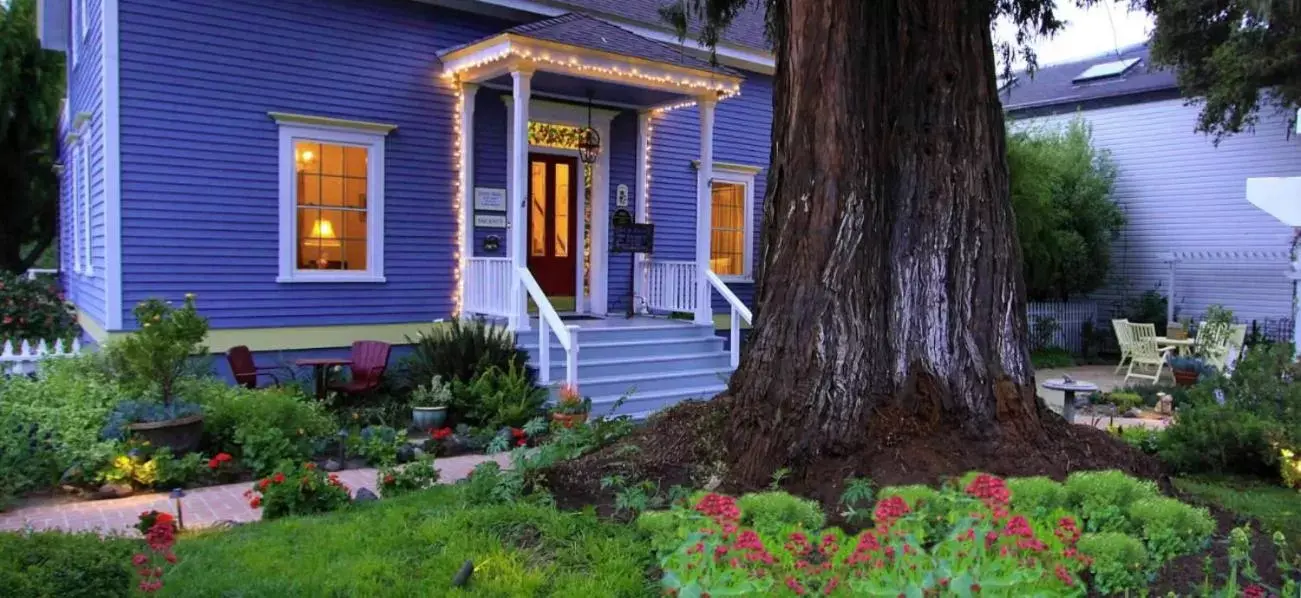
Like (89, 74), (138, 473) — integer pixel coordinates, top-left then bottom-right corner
(277, 273), (387, 284)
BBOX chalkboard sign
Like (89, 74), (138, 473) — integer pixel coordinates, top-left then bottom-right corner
(612, 223), (654, 254)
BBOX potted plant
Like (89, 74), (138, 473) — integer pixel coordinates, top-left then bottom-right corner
(551, 383), (591, 428)
(410, 375), (451, 431)
(114, 295), (209, 453)
(1168, 356), (1211, 387)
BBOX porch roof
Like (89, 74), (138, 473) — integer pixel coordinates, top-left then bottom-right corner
(438, 13), (743, 105)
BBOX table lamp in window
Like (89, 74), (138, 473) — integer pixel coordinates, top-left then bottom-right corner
(304, 217), (341, 269)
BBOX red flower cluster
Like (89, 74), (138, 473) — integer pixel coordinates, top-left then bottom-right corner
(133, 516), (179, 593)
(511, 427), (528, 447)
(872, 495), (910, 528)
(694, 493), (741, 523)
(965, 473), (1011, 508)
(431, 427), (453, 441)
(1243, 584), (1268, 598)
(207, 452), (233, 470)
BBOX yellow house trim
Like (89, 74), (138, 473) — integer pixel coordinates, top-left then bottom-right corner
(78, 317), (445, 352)
(267, 112), (398, 134)
(77, 309), (111, 342)
(206, 322), (443, 352)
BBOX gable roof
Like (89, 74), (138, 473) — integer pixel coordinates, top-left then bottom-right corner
(1001, 44), (1178, 114)
(541, 0), (769, 52)
(495, 12), (736, 75)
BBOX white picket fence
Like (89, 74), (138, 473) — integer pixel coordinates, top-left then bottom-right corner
(1026, 301), (1098, 353)
(0, 339), (83, 376)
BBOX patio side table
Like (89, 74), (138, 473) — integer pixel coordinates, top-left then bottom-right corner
(294, 357), (352, 401)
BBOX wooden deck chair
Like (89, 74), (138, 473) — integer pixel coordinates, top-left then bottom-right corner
(1124, 336), (1172, 385)
(1112, 319), (1133, 374)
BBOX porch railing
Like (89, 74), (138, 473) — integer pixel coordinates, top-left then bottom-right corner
(515, 266), (578, 386)
(644, 260), (697, 314)
(706, 270), (751, 368)
(464, 257), (513, 318)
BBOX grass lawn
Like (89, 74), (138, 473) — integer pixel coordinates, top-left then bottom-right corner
(1175, 475), (1301, 549)
(160, 486), (656, 597)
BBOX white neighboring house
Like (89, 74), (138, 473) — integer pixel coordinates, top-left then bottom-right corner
(1003, 44), (1301, 334)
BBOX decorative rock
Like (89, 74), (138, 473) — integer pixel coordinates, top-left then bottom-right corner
(1122, 408), (1143, 418)
(1156, 394), (1174, 415)
(59, 465), (85, 485)
(323, 458), (343, 472)
(396, 444), (416, 464)
(354, 487), (379, 502)
(211, 520), (244, 529)
(95, 483), (133, 499)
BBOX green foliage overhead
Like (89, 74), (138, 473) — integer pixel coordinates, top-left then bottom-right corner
(0, 0), (64, 273)
(1141, 0), (1301, 140)
(1007, 118), (1123, 301)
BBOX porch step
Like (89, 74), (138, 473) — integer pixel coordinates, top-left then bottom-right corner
(515, 317), (734, 419)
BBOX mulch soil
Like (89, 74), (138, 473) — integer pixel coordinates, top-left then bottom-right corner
(544, 395), (1291, 592)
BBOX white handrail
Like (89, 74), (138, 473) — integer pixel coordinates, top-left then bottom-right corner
(515, 266), (578, 386)
(705, 270), (752, 368)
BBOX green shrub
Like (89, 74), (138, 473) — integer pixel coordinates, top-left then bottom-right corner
(1030, 347), (1076, 369)
(1077, 532), (1149, 595)
(0, 355), (123, 502)
(1008, 118), (1122, 301)
(348, 425), (406, 466)
(1105, 392), (1144, 412)
(636, 509), (692, 556)
(403, 319), (532, 387)
(0, 531), (135, 598)
(1064, 470), (1158, 533)
(451, 362), (548, 429)
(248, 462), (351, 520)
(876, 484), (940, 508)
(194, 381), (333, 475)
(1160, 343), (1301, 480)
(1110, 425), (1164, 455)
(111, 296), (208, 410)
(1128, 496), (1215, 564)
(377, 455), (440, 498)
(1007, 476), (1069, 519)
(736, 491), (825, 535)
(0, 271), (80, 344)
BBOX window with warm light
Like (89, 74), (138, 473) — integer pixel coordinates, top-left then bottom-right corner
(707, 168), (756, 280)
(275, 117), (390, 283)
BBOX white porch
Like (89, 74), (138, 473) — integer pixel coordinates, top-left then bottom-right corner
(439, 14), (754, 390)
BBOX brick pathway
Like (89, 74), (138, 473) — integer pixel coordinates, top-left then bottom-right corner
(0, 453), (506, 536)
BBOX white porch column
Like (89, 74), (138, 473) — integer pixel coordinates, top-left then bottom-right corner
(1290, 262), (1301, 359)
(694, 96), (716, 325)
(1166, 256), (1177, 325)
(458, 83), (478, 318)
(633, 111), (651, 313)
(509, 67), (533, 332)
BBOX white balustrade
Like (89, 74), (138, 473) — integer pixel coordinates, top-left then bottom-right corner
(515, 267), (578, 386)
(1, 338), (82, 377)
(644, 260), (698, 314)
(464, 258), (513, 318)
(705, 270), (751, 369)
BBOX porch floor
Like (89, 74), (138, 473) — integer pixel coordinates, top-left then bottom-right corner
(527, 314), (701, 329)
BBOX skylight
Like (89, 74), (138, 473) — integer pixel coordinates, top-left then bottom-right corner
(1072, 58), (1141, 83)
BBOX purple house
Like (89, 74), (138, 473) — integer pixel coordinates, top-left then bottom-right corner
(38, 0), (773, 416)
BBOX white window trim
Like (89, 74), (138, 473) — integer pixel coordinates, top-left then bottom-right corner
(274, 115), (394, 284)
(79, 140), (93, 276)
(699, 163), (758, 282)
(67, 136), (82, 275)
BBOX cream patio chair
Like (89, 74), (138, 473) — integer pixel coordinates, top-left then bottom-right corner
(1112, 319), (1134, 374)
(1199, 322), (1243, 371)
(1124, 336), (1173, 385)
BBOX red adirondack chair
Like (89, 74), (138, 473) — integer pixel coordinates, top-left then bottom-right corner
(226, 345), (283, 389)
(327, 341), (392, 396)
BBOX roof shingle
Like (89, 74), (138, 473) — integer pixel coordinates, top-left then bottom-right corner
(546, 0), (770, 52)
(1002, 44), (1177, 113)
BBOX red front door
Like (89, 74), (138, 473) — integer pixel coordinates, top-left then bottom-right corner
(526, 153), (579, 296)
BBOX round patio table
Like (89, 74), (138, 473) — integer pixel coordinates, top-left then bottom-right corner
(294, 357), (351, 401)
(1154, 336), (1195, 356)
(1042, 378), (1099, 423)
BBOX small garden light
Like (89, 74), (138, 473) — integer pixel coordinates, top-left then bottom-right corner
(337, 429), (350, 462)
(170, 488), (186, 530)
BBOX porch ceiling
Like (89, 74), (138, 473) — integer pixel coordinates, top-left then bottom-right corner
(438, 13), (743, 105)
(482, 71), (683, 109)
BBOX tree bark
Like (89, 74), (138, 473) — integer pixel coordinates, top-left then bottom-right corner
(726, 0), (1040, 484)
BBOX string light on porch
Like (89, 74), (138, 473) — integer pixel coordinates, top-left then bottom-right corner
(450, 78), (466, 317)
(439, 46), (741, 99)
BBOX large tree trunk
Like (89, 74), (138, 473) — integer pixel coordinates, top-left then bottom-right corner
(726, 0), (1041, 485)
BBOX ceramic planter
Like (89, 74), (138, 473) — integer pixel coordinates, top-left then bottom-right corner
(1172, 369), (1199, 387)
(412, 406), (448, 430)
(127, 414), (204, 454)
(551, 412), (588, 428)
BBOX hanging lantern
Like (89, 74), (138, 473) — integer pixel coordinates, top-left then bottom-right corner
(578, 93), (601, 165)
